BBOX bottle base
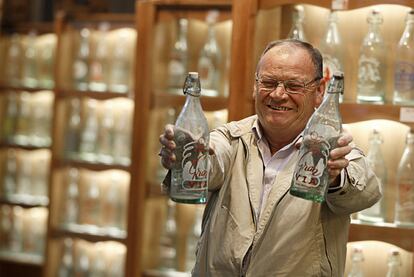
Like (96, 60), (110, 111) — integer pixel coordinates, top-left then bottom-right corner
(289, 188), (324, 203)
(170, 196), (207, 204)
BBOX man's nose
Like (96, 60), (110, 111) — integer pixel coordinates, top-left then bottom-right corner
(270, 82), (288, 97)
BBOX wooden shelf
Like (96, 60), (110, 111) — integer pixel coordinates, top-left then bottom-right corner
(0, 196), (49, 208)
(340, 102), (408, 124)
(0, 86), (54, 93)
(0, 141), (51, 150)
(0, 251), (44, 266)
(53, 158), (131, 172)
(50, 226), (127, 243)
(349, 220), (414, 253)
(151, 91), (228, 111)
(56, 89), (133, 100)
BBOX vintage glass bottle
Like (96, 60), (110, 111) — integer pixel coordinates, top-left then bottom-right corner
(89, 22), (110, 92)
(65, 98), (82, 160)
(79, 99), (99, 162)
(394, 128), (414, 226)
(290, 72), (344, 203)
(287, 5), (307, 41)
(171, 72), (209, 204)
(5, 34), (22, 87)
(168, 18), (189, 95)
(197, 10), (221, 97)
(38, 37), (56, 89)
(393, 9), (414, 105)
(386, 249), (402, 277)
(358, 129), (387, 223)
(109, 31), (131, 94)
(73, 27), (91, 91)
(2, 149), (18, 197)
(319, 11), (344, 102)
(158, 199), (178, 271)
(356, 9), (386, 104)
(347, 246), (364, 277)
(21, 30), (38, 88)
(2, 92), (18, 143)
(62, 168), (80, 228)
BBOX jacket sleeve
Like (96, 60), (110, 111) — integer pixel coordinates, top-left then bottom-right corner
(325, 147), (382, 215)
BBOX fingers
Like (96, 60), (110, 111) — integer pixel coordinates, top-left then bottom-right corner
(159, 124), (177, 169)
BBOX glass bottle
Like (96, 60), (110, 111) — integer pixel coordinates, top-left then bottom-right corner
(81, 176), (101, 228)
(97, 101), (115, 164)
(393, 9), (414, 105)
(101, 173), (125, 231)
(2, 92), (18, 143)
(31, 92), (53, 147)
(356, 9), (386, 104)
(9, 206), (24, 252)
(158, 199), (178, 271)
(17, 156), (32, 196)
(185, 205), (204, 272)
(319, 11), (344, 102)
(109, 31), (131, 94)
(62, 168), (80, 228)
(168, 18), (189, 95)
(5, 34), (22, 87)
(358, 129), (387, 223)
(347, 246), (364, 277)
(73, 27), (91, 91)
(290, 72), (344, 203)
(386, 249), (402, 277)
(2, 149), (18, 197)
(15, 92), (31, 146)
(197, 10), (221, 97)
(21, 30), (38, 88)
(57, 238), (75, 277)
(89, 22), (110, 92)
(287, 5), (307, 41)
(112, 103), (133, 166)
(38, 37), (56, 89)
(171, 72), (210, 204)
(79, 99), (99, 162)
(395, 128), (414, 226)
(0, 205), (12, 250)
(65, 98), (82, 160)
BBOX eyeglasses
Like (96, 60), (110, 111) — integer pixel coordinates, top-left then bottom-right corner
(255, 74), (321, 95)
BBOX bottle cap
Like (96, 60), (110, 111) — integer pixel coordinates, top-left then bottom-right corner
(183, 72), (201, 96)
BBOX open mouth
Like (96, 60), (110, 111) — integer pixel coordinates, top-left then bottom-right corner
(267, 104), (292, 111)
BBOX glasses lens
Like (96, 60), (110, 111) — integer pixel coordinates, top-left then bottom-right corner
(284, 80), (304, 94)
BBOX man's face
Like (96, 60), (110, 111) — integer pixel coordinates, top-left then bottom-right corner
(254, 45), (324, 139)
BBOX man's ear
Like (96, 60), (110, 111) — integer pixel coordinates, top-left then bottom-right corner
(315, 79), (326, 107)
(252, 82), (258, 99)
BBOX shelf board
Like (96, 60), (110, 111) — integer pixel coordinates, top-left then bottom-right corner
(54, 158), (131, 172)
(151, 90), (228, 111)
(143, 269), (191, 277)
(51, 226), (127, 243)
(349, 220), (414, 252)
(0, 141), (51, 151)
(0, 195), (49, 208)
(56, 89), (133, 100)
(0, 85), (54, 93)
(0, 251), (44, 266)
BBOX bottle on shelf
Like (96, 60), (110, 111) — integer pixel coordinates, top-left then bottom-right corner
(0, 205), (12, 250)
(168, 18), (189, 95)
(38, 35), (56, 89)
(290, 72), (344, 203)
(2, 149), (18, 198)
(65, 98), (82, 160)
(393, 9), (414, 105)
(112, 101), (133, 166)
(81, 175), (101, 229)
(97, 101), (115, 164)
(57, 238), (75, 277)
(9, 206), (24, 252)
(109, 30), (131, 94)
(386, 249), (402, 277)
(16, 155), (32, 196)
(185, 205), (204, 272)
(30, 92), (53, 147)
(394, 128), (414, 226)
(358, 129), (387, 223)
(14, 92), (31, 146)
(74, 243), (91, 276)
(171, 72), (210, 204)
(319, 11), (344, 102)
(356, 9), (386, 104)
(158, 199), (178, 271)
(1, 92), (19, 143)
(73, 27), (91, 91)
(31, 154), (49, 199)
(79, 99), (99, 162)
(347, 246), (364, 277)
(5, 34), (23, 87)
(62, 168), (80, 229)
(21, 30), (38, 88)
(287, 5), (307, 42)
(197, 10), (221, 97)
(89, 22), (110, 92)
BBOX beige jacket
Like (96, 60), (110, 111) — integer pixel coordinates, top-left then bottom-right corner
(192, 115), (381, 277)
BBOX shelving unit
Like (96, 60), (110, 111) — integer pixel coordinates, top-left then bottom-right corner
(135, 0), (232, 275)
(229, 0), (414, 275)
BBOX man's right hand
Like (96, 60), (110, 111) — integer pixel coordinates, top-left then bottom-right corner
(158, 124), (176, 169)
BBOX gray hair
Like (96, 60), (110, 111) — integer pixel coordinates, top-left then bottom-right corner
(257, 39), (323, 80)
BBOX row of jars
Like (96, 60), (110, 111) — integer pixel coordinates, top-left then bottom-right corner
(289, 6), (414, 105)
(0, 149), (50, 203)
(0, 205), (47, 256)
(57, 238), (126, 277)
(1, 90), (53, 147)
(64, 97), (133, 166)
(59, 168), (129, 236)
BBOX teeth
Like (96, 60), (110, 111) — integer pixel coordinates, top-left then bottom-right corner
(269, 105), (290, 111)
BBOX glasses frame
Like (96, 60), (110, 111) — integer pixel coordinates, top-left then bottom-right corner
(255, 74), (321, 95)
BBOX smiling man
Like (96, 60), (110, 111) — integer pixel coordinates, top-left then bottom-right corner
(159, 39), (381, 277)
